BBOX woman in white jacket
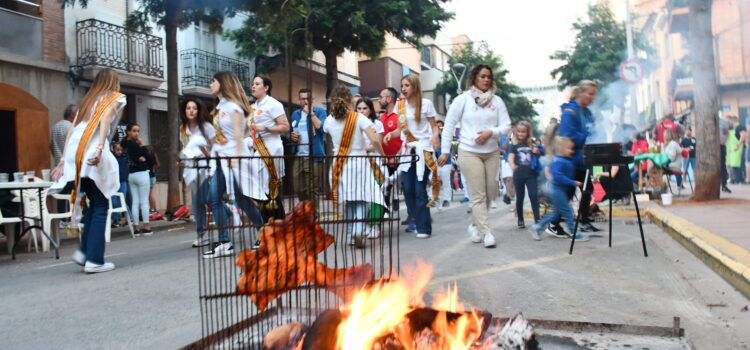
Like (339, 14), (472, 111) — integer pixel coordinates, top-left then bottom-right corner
(438, 64), (511, 248)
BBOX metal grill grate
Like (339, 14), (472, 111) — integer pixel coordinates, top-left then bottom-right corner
(183, 154), (412, 349)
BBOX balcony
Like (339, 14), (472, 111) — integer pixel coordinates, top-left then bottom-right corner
(0, 6), (42, 60)
(668, 0), (689, 33)
(181, 48), (251, 97)
(76, 19), (164, 88)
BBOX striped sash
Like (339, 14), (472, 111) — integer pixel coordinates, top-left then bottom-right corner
(250, 105), (281, 209)
(329, 112), (359, 202)
(211, 109), (229, 145)
(397, 100), (441, 207)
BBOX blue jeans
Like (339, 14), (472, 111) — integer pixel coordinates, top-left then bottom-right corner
(345, 201), (368, 239)
(402, 163), (431, 235)
(513, 173), (540, 223)
(128, 170), (150, 225)
(209, 167), (264, 242)
(536, 186), (576, 235)
(79, 178), (108, 264)
(683, 157), (696, 181)
(193, 180), (210, 237)
(111, 181), (129, 222)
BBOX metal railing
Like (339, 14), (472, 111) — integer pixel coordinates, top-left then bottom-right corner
(181, 48), (251, 91)
(76, 18), (164, 79)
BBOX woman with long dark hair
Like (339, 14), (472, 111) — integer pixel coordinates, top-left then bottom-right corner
(179, 98), (216, 247)
(50, 68), (126, 273)
(121, 123), (153, 235)
(438, 64), (511, 248)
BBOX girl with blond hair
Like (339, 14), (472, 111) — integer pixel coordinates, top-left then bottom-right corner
(51, 68), (126, 273)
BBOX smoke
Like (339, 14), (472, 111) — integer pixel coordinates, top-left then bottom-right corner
(588, 78), (634, 145)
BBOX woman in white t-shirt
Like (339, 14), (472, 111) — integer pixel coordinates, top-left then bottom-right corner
(438, 64), (511, 248)
(247, 76), (290, 219)
(382, 74), (440, 239)
(179, 98), (216, 248)
(325, 87), (385, 247)
(204, 71), (264, 259)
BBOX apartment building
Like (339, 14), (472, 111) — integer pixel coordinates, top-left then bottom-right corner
(0, 0), (68, 174)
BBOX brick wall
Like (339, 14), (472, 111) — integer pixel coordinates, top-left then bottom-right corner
(42, 0), (65, 63)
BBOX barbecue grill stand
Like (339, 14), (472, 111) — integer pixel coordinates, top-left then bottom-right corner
(569, 143), (648, 257)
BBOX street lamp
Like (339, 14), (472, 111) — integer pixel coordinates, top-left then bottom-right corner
(451, 63), (467, 94)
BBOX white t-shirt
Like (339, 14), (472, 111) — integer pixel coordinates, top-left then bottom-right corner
(213, 98), (248, 156)
(252, 95), (286, 154)
(324, 113), (375, 156)
(393, 98), (437, 151)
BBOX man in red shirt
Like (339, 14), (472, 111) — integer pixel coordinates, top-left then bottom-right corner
(379, 87), (402, 157)
(656, 113), (680, 144)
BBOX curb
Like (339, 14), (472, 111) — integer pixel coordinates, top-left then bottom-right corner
(647, 206), (750, 299)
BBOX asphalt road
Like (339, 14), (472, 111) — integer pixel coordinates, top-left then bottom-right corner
(1, 199), (748, 349)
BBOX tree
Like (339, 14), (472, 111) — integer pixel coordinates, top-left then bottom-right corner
(63, 0), (240, 210)
(228, 0), (454, 98)
(689, 0), (720, 201)
(433, 41), (538, 126)
(550, 2), (629, 89)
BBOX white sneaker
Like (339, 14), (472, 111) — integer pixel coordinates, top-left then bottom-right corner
(192, 238), (210, 247)
(367, 226), (381, 239)
(490, 201), (498, 209)
(202, 242), (234, 259)
(84, 261), (115, 273)
(72, 250), (86, 266)
(415, 232), (431, 239)
(483, 232), (496, 248)
(468, 225), (482, 243)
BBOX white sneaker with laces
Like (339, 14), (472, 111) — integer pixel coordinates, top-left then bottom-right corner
(483, 232), (496, 248)
(84, 261), (115, 273)
(72, 250), (86, 266)
(192, 238), (210, 247)
(202, 242), (234, 259)
(468, 225), (482, 243)
(490, 201), (498, 209)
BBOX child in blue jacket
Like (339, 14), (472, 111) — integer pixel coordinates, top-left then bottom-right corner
(529, 137), (589, 242)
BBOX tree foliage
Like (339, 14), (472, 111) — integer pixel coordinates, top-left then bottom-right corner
(228, 0), (454, 96)
(550, 2), (632, 88)
(434, 41), (538, 125)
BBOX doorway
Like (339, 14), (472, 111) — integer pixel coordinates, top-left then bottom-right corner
(0, 110), (18, 174)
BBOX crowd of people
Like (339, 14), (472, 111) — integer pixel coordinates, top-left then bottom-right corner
(47, 63), (748, 274)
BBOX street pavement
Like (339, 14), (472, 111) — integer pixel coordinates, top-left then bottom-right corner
(1, 195), (749, 349)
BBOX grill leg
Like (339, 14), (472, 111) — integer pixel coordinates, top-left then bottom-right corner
(632, 191), (648, 257)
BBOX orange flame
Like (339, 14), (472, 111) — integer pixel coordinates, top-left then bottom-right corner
(335, 261), (484, 350)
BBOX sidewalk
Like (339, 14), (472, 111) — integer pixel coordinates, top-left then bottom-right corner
(648, 183), (750, 299)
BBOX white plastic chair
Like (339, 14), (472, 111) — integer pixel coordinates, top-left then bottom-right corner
(41, 189), (73, 252)
(19, 188), (43, 252)
(0, 206), (23, 256)
(105, 192), (134, 242)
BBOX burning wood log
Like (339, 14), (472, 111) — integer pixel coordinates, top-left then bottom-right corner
(482, 313), (539, 350)
(263, 322), (304, 350)
(236, 201), (374, 310)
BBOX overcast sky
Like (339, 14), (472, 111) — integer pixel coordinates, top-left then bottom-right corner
(439, 0), (623, 88)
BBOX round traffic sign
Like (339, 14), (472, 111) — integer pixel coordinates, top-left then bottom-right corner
(620, 59), (644, 83)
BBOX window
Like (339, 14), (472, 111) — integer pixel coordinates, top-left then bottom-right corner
(421, 46), (432, 68)
(0, 0), (41, 17)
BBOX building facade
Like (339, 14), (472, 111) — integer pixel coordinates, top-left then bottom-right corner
(0, 0), (69, 174)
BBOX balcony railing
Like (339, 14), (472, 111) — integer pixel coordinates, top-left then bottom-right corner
(181, 48), (251, 92)
(76, 19), (164, 79)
